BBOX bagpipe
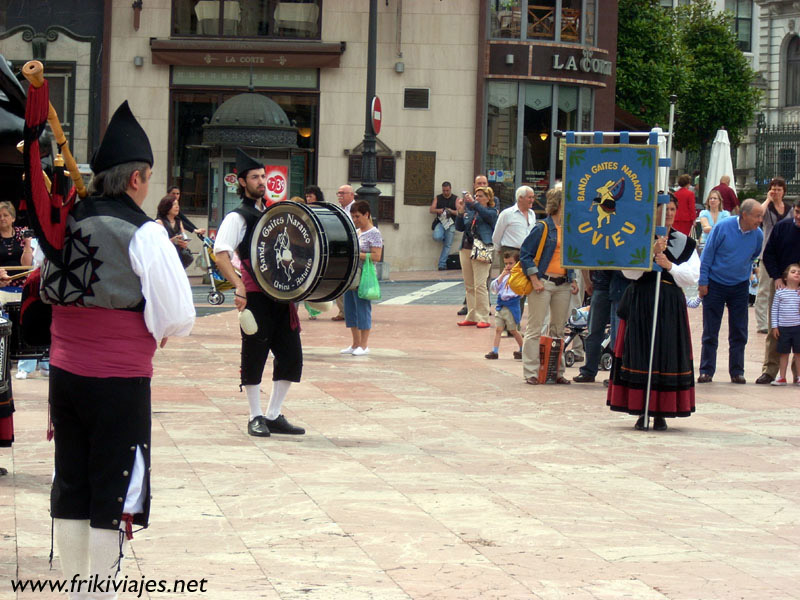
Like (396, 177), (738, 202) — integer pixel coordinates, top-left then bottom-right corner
(16, 60), (87, 349)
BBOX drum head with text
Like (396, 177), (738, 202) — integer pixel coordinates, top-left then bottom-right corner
(250, 202), (324, 302)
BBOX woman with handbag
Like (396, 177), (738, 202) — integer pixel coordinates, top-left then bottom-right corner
(519, 187), (579, 385)
(340, 201), (383, 357)
(455, 186), (498, 328)
(156, 195), (193, 269)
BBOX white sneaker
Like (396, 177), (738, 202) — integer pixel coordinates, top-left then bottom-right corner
(340, 346), (355, 354)
(771, 377), (787, 386)
(352, 347), (370, 356)
(15, 371), (27, 380)
(795, 377), (800, 386)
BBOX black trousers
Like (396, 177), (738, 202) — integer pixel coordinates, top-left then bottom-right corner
(241, 292), (303, 385)
(49, 366), (151, 530)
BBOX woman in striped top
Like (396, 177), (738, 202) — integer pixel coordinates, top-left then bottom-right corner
(770, 263), (800, 386)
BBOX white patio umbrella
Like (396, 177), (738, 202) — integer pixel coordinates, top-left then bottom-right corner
(704, 129), (735, 204)
(651, 126), (668, 192)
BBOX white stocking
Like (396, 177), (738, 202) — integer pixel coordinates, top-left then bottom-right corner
(265, 380), (291, 420)
(245, 384), (262, 419)
(87, 527), (127, 600)
(54, 518), (90, 600)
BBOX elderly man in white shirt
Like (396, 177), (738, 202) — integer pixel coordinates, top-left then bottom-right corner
(492, 185), (537, 252)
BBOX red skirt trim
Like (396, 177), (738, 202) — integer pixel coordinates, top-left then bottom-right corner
(0, 414), (13, 447)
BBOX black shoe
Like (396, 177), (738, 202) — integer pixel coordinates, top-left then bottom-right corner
(573, 373), (595, 383)
(603, 379), (609, 388)
(247, 416), (271, 437)
(730, 375), (746, 384)
(755, 373), (774, 384)
(513, 350), (522, 360)
(0, 467), (7, 476)
(265, 414), (305, 435)
(697, 373), (713, 383)
(457, 306), (467, 316)
(653, 416), (668, 431)
(485, 351), (499, 360)
(634, 416), (646, 430)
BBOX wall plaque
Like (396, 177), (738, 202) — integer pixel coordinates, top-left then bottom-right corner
(404, 150), (436, 206)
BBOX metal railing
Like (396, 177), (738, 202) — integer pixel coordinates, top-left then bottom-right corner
(756, 113), (800, 194)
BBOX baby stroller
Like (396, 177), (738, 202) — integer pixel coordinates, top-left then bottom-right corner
(198, 233), (239, 305)
(562, 305), (613, 370)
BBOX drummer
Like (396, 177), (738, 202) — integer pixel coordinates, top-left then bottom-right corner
(213, 148), (306, 438)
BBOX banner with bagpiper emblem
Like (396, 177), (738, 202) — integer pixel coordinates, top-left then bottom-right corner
(562, 144), (659, 270)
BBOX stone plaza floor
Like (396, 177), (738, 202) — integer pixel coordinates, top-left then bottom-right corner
(1, 288), (799, 599)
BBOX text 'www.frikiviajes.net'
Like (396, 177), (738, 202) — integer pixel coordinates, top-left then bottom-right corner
(10, 575), (209, 597)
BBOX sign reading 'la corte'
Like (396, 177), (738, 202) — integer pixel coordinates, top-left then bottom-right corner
(552, 50), (612, 76)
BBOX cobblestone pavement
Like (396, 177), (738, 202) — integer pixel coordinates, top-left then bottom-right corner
(2, 288), (799, 599)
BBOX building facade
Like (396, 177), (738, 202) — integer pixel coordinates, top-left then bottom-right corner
(0, 0), (618, 272)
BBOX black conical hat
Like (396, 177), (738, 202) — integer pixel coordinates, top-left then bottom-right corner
(90, 101), (153, 174)
(236, 148), (264, 178)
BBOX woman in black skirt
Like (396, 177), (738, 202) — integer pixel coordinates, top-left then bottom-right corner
(607, 194), (700, 431)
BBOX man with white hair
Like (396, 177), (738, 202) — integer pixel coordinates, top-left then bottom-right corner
(492, 185), (537, 253)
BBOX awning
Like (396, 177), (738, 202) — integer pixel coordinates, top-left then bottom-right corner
(150, 39), (345, 69)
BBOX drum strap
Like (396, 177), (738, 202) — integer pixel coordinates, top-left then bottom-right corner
(233, 203), (265, 263)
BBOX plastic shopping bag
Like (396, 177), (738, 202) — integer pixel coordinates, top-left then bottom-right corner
(357, 255), (381, 300)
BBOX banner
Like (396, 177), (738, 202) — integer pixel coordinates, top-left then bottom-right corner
(562, 144), (658, 270)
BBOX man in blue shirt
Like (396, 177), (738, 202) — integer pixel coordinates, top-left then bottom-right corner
(698, 199), (764, 384)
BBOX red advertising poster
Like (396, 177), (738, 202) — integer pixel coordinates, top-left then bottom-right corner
(264, 165), (288, 204)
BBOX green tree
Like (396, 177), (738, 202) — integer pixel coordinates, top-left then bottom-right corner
(616, 0), (684, 128)
(616, 0), (760, 195)
(673, 0), (761, 195)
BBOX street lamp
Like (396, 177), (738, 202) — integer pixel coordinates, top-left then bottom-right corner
(356, 0), (380, 222)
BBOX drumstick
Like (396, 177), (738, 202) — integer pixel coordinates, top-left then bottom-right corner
(0, 265), (35, 271)
(7, 270), (33, 281)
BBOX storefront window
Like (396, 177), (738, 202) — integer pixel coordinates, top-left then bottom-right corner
(490, 0), (522, 39)
(486, 81), (519, 209)
(554, 86), (578, 181)
(579, 87), (593, 131)
(522, 83), (552, 207)
(172, 0), (321, 39)
(171, 93), (218, 215)
(170, 90), (318, 217)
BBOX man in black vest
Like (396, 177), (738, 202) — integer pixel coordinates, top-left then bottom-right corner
(39, 101), (196, 598)
(214, 148), (305, 438)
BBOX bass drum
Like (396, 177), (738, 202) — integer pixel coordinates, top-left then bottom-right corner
(249, 201), (359, 303)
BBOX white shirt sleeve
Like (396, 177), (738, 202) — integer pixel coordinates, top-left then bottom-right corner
(491, 210), (507, 247)
(213, 212), (247, 256)
(670, 248), (700, 289)
(32, 239), (43, 268)
(129, 222), (195, 341)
